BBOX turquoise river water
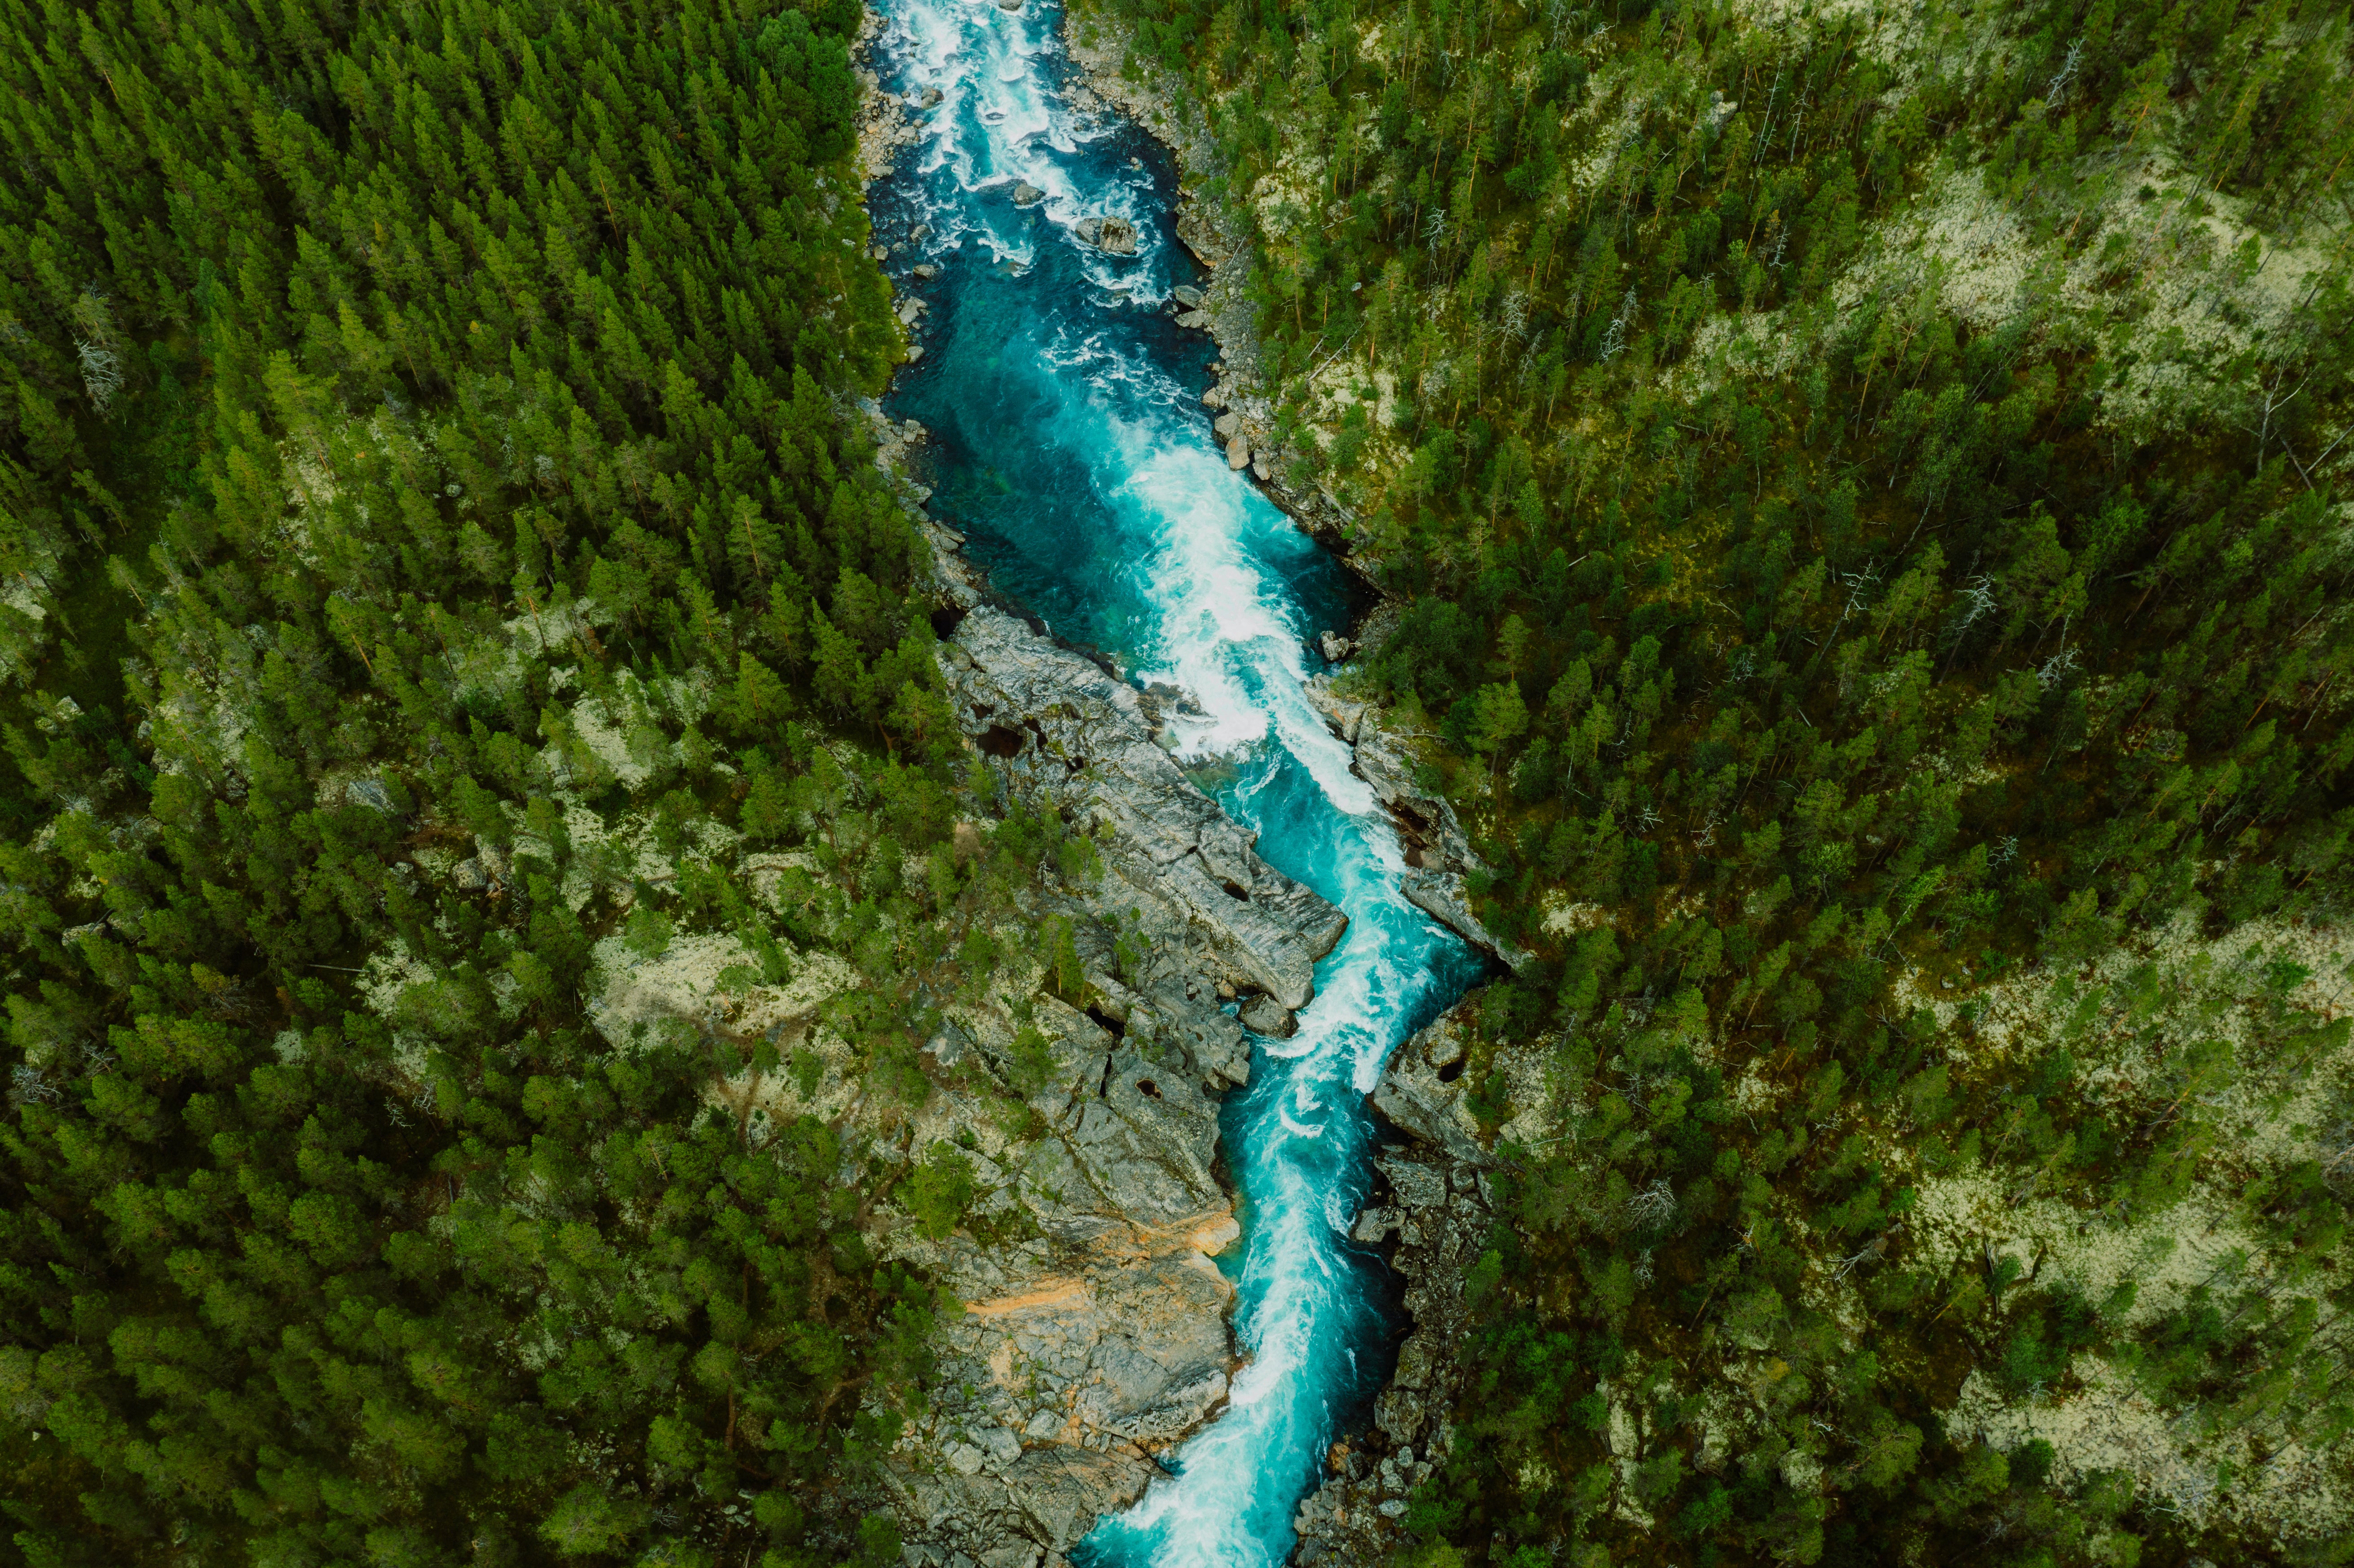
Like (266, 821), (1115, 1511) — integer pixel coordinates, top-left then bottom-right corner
(870, 3), (1484, 1560)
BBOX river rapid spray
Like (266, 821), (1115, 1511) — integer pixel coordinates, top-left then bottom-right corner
(868, 3), (1484, 1560)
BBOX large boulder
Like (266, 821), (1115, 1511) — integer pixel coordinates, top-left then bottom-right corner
(1012, 180), (1046, 205)
(1075, 215), (1142, 255)
(1237, 992), (1296, 1038)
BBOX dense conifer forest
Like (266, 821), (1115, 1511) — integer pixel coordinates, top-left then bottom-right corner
(1073, 0), (2354, 1557)
(0, 0), (1122, 1562)
(4, 0), (2353, 1558)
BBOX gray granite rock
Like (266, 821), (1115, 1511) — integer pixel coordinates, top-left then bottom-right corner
(940, 605), (1347, 1010)
(1301, 677), (1532, 972)
(872, 570), (1348, 1564)
(1236, 992), (1296, 1038)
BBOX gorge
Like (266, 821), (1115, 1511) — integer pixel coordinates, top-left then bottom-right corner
(865, 0), (1490, 1560)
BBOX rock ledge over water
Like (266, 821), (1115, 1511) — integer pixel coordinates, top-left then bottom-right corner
(941, 603), (1350, 1011)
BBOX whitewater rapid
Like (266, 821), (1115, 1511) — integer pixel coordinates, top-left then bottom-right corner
(869, 3), (1483, 1561)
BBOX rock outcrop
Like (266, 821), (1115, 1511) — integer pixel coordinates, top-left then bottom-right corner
(1290, 1006), (1496, 1566)
(1300, 677), (1531, 973)
(936, 598), (1349, 1012)
(865, 526), (1363, 1565)
(1074, 215), (1139, 254)
(883, 995), (1248, 1568)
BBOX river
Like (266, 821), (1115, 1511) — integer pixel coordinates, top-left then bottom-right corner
(868, 3), (1484, 1561)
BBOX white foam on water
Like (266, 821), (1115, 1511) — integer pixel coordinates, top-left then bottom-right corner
(872, 3), (1476, 1562)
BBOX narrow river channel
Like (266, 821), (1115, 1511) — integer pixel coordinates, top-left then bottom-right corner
(869, 4), (1484, 1560)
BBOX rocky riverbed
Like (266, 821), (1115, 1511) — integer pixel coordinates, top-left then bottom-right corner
(851, 515), (1369, 1567)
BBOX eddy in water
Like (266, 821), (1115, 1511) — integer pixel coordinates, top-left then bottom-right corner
(869, 0), (1484, 1560)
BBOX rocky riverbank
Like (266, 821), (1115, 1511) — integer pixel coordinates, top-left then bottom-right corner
(841, 375), (1369, 1564)
(1060, 6), (1370, 578)
(1300, 676), (1529, 977)
(1284, 1004), (1532, 1566)
(868, 528), (1362, 1568)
